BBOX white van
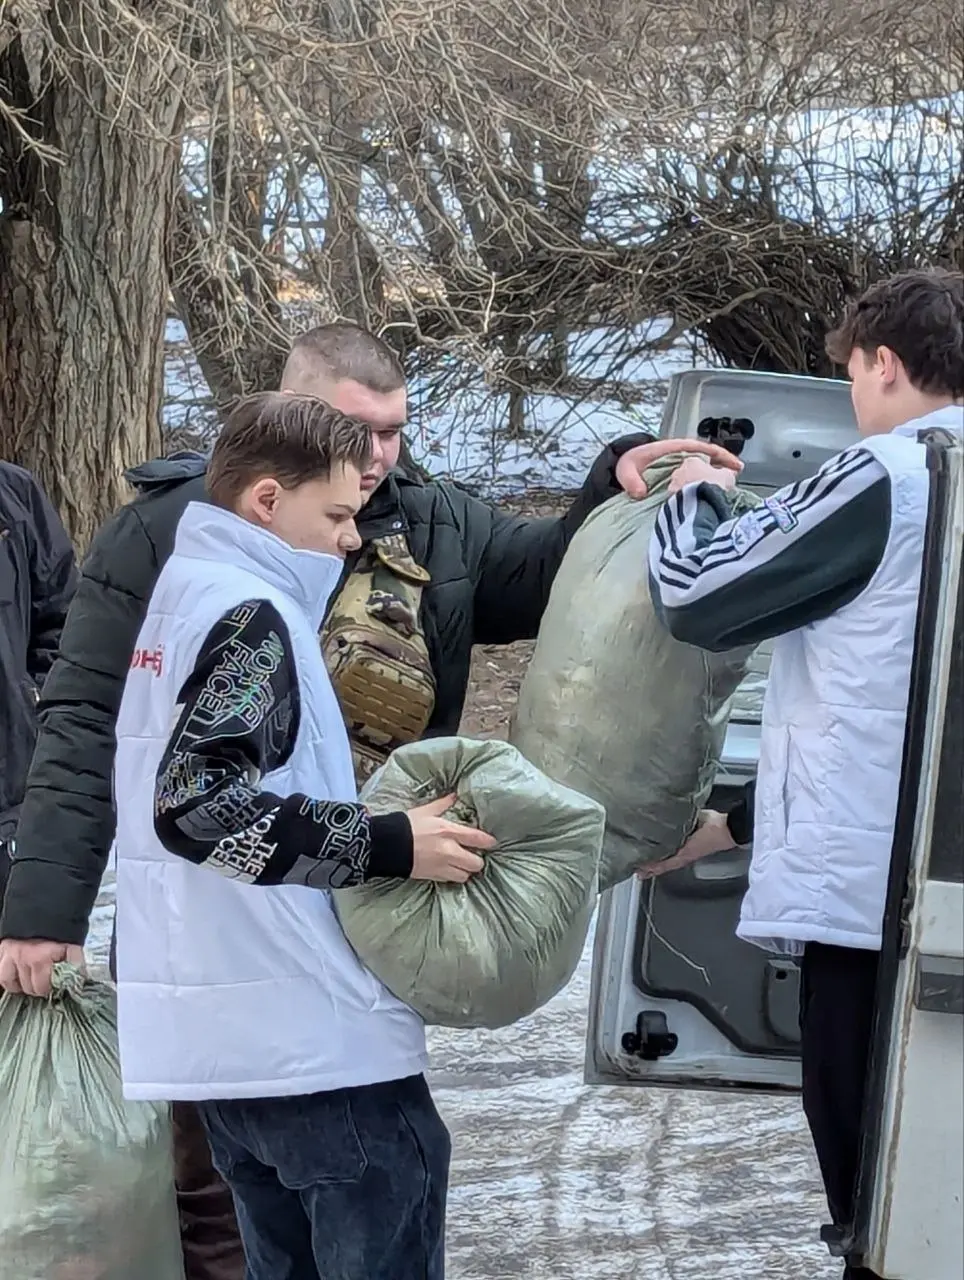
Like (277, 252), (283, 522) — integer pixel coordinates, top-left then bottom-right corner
(586, 369), (963, 1280)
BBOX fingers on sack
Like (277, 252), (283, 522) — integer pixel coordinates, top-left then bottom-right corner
(453, 825), (497, 850)
(453, 849), (486, 875)
(707, 444), (744, 472)
(422, 793), (457, 815)
(675, 439), (743, 471)
(0, 959), (22, 994)
(614, 453), (650, 499)
(25, 963), (53, 998)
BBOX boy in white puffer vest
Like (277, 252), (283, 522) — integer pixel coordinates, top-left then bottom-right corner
(648, 268), (963, 1280)
(113, 392), (494, 1280)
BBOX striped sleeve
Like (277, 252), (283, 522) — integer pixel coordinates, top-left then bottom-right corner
(648, 447), (893, 652)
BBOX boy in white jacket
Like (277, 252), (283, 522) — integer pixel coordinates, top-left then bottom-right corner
(113, 392), (494, 1280)
(648, 268), (963, 1279)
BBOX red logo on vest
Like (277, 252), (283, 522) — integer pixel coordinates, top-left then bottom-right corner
(131, 647), (164, 677)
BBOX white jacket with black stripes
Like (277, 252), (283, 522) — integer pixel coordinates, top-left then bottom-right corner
(649, 406), (963, 954)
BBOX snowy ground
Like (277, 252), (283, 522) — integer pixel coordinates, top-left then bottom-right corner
(88, 887), (838, 1280)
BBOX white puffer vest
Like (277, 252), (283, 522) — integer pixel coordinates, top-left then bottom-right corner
(738, 407), (963, 955)
(114, 503), (427, 1101)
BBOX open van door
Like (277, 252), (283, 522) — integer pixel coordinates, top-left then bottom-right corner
(585, 368), (860, 1092)
(849, 427), (963, 1280)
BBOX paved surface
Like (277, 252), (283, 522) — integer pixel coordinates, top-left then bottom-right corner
(90, 882), (839, 1280)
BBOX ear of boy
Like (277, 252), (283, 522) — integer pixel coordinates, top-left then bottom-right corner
(244, 478), (283, 529)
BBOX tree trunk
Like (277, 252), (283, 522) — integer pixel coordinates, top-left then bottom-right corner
(170, 183), (288, 414)
(0, 3), (187, 549)
(321, 0), (383, 326)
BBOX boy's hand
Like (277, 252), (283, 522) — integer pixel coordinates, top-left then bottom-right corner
(667, 458), (739, 495)
(636, 810), (738, 879)
(616, 440), (743, 499)
(406, 795), (495, 883)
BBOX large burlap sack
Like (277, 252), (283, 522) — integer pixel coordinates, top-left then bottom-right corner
(0, 965), (184, 1280)
(334, 737), (605, 1028)
(510, 454), (762, 893)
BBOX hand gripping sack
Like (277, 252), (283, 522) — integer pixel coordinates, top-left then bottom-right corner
(334, 737), (605, 1028)
(509, 455), (762, 892)
(0, 964), (184, 1280)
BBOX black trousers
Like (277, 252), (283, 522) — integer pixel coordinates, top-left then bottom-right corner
(800, 942), (883, 1280)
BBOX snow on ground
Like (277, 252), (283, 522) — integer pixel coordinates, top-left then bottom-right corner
(431, 922), (839, 1280)
(88, 887), (839, 1280)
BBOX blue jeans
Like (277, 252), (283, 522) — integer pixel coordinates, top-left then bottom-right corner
(197, 1075), (450, 1280)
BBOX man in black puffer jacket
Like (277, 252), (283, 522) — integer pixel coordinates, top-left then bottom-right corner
(0, 323), (738, 1280)
(0, 463), (76, 909)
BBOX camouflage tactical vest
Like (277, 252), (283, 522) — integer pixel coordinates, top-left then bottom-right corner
(321, 534), (437, 783)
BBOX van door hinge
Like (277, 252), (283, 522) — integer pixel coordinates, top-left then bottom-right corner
(898, 888), (916, 960)
(820, 1223), (855, 1258)
(621, 1011), (679, 1061)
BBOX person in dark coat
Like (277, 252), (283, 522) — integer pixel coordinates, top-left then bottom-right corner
(0, 462), (76, 912)
(0, 324), (740, 1280)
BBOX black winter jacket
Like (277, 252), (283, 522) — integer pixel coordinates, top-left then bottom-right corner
(0, 435), (652, 944)
(0, 464), (77, 845)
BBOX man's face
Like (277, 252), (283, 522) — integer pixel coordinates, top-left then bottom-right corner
(291, 376), (406, 493)
(240, 463), (365, 557)
(848, 345), (903, 437)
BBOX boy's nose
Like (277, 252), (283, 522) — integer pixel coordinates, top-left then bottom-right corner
(342, 523), (362, 553)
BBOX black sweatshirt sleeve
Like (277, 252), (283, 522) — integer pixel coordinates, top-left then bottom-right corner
(648, 446), (893, 652)
(153, 599), (412, 887)
(469, 433), (655, 645)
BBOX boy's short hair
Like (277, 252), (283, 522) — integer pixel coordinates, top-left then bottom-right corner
(281, 323), (405, 395)
(206, 392), (373, 509)
(826, 268), (964, 398)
